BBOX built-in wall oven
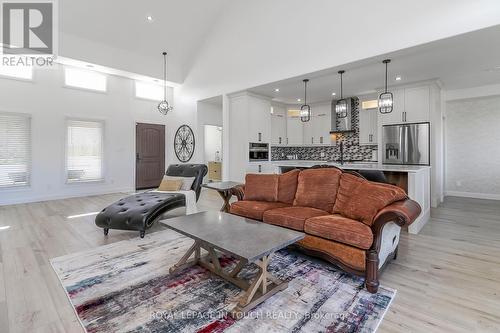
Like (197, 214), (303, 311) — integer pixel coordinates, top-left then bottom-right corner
(249, 142), (269, 161)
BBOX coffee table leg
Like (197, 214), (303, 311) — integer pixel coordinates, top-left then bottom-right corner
(169, 241), (201, 274)
(231, 253), (288, 318)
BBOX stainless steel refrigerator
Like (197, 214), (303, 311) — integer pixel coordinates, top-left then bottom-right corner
(382, 122), (430, 165)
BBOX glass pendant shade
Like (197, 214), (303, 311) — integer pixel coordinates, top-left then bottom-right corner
(158, 51), (173, 115)
(336, 99), (348, 118)
(300, 104), (311, 122)
(300, 79), (311, 122)
(378, 91), (393, 114)
(379, 59), (393, 114)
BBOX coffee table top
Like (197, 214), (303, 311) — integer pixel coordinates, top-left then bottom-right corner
(202, 181), (242, 191)
(162, 211), (304, 262)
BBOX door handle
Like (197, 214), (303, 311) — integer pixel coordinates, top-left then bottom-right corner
(320, 136), (323, 144)
(258, 165), (262, 173)
(311, 137), (314, 144)
(279, 137), (282, 144)
(258, 132), (262, 142)
(136, 153), (141, 162)
(286, 138), (289, 145)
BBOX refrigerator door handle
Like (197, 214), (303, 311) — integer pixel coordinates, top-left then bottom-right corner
(403, 125), (409, 164)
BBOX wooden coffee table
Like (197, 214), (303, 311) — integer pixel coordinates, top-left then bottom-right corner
(162, 211), (304, 317)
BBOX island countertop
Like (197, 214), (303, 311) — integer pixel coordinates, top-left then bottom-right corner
(271, 160), (430, 173)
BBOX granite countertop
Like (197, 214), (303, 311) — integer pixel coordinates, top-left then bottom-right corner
(270, 160), (431, 173)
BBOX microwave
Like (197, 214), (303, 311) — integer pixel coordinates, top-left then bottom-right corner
(249, 142), (269, 161)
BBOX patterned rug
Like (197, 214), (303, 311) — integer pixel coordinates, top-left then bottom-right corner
(50, 230), (395, 333)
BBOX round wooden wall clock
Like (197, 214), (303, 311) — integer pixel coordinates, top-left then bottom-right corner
(174, 125), (195, 162)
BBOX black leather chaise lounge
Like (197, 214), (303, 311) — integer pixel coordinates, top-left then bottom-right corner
(95, 164), (207, 238)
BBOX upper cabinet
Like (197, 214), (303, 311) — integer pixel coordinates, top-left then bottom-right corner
(311, 103), (332, 145)
(286, 115), (303, 145)
(271, 104), (287, 145)
(246, 94), (272, 143)
(359, 109), (378, 145)
(379, 86), (430, 125)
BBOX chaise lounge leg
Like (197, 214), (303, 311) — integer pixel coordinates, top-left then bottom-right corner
(140, 230), (145, 238)
(103, 228), (109, 236)
(365, 250), (379, 293)
(393, 246), (399, 260)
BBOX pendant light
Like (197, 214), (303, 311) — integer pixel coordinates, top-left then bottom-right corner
(300, 79), (311, 122)
(378, 59), (393, 114)
(158, 51), (173, 115)
(335, 70), (348, 118)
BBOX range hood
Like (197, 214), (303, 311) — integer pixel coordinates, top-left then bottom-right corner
(330, 97), (354, 134)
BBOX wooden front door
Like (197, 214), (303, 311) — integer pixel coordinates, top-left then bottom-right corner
(136, 123), (165, 189)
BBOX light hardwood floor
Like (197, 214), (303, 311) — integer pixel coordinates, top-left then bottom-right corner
(0, 191), (499, 332)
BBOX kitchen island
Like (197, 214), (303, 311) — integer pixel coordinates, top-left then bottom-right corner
(271, 160), (431, 234)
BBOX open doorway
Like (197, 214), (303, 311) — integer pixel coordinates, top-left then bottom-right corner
(197, 96), (223, 182)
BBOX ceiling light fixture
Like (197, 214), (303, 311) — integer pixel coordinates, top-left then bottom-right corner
(297, 98), (301, 102)
(335, 70), (348, 119)
(158, 51), (173, 115)
(146, 15), (154, 22)
(379, 59), (393, 114)
(331, 92), (336, 96)
(300, 79), (311, 122)
(274, 88), (280, 92)
(395, 75), (402, 81)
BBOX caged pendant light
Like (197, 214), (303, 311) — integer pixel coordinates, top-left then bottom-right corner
(378, 59), (393, 114)
(157, 51), (173, 115)
(335, 70), (348, 118)
(300, 79), (311, 122)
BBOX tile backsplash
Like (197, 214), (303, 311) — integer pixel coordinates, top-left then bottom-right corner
(271, 98), (378, 161)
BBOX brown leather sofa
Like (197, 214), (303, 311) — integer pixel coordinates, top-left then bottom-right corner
(229, 166), (421, 293)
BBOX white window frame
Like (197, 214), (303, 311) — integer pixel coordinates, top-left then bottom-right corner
(0, 111), (31, 189)
(134, 80), (164, 101)
(64, 66), (107, 93)
(65, 118), (105, 184)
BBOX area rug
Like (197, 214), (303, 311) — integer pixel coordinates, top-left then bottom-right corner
(50, 230), (395, 333)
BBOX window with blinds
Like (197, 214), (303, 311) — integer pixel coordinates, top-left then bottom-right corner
(0, 113), (31, 188)
(66, 120), (104, 183)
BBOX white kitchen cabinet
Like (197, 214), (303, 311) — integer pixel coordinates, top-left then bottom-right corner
(286, 116), (303, 145)
(359, 108), (378, 145)
(313, 105), (332, 145)
(248, 95), (271, 143)
(303, 117), (315, 145)
(379, 86), (430, 125)
(405, 86), (430, 123)
(271, 105), (287, 145)
(246, 163), (276, 174)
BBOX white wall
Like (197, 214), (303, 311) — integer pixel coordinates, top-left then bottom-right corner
(0, 64), (196, 205)
(445, 95), (500, 200)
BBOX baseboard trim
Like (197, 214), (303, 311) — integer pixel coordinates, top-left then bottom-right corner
(445, 191), (500, 201)
(0, 187), (135, 206)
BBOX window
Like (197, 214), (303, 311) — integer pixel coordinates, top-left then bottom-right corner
(66, 120), (104, 183)
(64, 67), (107, 92)
(0, 113), (31, 188)
(0, 64), (33, 80)
(135, 80), (164, 101)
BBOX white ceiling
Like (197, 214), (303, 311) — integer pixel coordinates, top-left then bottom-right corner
(59, 0), (229, 83)
(248, 25), (500, 104)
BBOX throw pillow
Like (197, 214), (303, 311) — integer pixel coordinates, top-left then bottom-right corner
(277, 169), (300, 204)
(293, 168), (342, 212)
(158, 178), (183, 191)
(333, 173), (408, 225)
(163, 176), (195, 191)
(243, 174), (279, 202)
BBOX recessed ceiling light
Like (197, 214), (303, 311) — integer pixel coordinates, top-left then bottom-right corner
(274, 88), (280, 92)
(297, 98), (301, 102)
(395, 75), (402, 81)
(146, 15), (154, 22)
(331, 92), (336, 96)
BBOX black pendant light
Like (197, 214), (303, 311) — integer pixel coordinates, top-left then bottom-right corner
(378, 59), (393, 114)
(335, 70), (348, 118)
(158, 51), (173, 115)
(300, 79), (311, 122)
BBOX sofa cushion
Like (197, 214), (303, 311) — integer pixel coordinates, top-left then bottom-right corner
(230, 201), (289, 221)
(293, 168), (342, 212)
(243, 174), (279, 202)
(333, 173), (408, 225)
(297, 234), (366, 271)
(263, 206), (330, 231)
(278, 169), (300, 204)
(305, 214), (374, 250)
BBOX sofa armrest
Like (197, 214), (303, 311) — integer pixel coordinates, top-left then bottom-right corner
(231, 185), (245, 201)
(370, 199), (421, 251)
